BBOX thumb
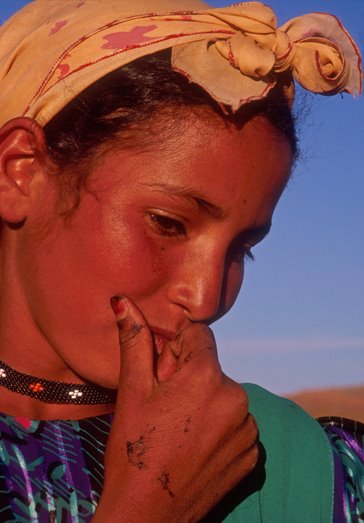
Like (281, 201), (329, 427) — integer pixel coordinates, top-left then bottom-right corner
(176, 323), (220, 370)
(110, 295), (155, 398)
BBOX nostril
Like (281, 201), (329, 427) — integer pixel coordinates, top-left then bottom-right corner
(166, 251), (232, 323)
(168, 281), (223, 323)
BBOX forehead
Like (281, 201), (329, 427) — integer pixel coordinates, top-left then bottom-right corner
(90, 112), (292, 225)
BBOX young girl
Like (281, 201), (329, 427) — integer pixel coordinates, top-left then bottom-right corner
(0, 1), (362, 521)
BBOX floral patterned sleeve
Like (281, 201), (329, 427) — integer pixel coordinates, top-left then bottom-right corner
(318, 417), (364, 523)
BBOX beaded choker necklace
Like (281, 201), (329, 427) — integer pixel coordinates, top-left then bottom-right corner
(0, 360), (117, 405)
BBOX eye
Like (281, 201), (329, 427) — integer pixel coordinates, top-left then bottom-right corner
(228, 239), (255, 264)
(243, 247), (255, 262)
(147, 213), (187, 238)
(234, 246), (255, 264)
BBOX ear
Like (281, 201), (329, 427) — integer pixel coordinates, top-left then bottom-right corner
(0, 117), (48, 224)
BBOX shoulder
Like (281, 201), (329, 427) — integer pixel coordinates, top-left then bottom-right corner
(243, 382), (328, 441)
(243, 382), (334, 460)
(228, 384), (334, 522)
(205, 384), (335, 522)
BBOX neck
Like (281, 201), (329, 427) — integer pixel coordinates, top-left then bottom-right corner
(0, 234), (79, 371)
(0, 231), (118, 420)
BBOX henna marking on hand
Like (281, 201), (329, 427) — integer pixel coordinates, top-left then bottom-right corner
(126, 425), (156, 470)
(131, 322), (144, 336)
(126, 436), (146, 470)
(158, 469), (174, 498)
(184, 416), (191, 433)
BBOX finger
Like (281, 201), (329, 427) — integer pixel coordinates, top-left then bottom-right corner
(176, 323), (220, 370)
(110, 295), (154, 397)
(156, 344), (179, 382)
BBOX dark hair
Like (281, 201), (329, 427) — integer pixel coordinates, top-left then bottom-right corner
(44, 49), (297, 206)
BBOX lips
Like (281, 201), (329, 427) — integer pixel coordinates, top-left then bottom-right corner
(151, 329), (176, 355)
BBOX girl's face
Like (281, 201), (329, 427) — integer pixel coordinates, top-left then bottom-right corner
(15, 113), (292, 388)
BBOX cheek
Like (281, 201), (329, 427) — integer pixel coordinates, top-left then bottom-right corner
(87, 212), (170, 300)
(24, 211), (166, 316)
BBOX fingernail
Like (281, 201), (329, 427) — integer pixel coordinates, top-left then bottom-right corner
(110, 295), (128, 320)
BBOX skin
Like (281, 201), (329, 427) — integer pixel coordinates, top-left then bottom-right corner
(0, 109), (292, 520)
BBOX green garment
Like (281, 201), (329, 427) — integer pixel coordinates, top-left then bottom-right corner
(203, 383), (334, 523)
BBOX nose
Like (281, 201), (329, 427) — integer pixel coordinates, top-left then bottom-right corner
(167, 246), (243, 323)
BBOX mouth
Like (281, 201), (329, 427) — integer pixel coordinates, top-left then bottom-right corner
(151, 329), (175, 355)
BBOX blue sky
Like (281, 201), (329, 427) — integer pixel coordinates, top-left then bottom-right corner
(1, 1), (363, 394)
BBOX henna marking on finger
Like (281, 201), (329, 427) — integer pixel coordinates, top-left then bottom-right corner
(158, 469), (174, 498)
(183, 346), (212, 364)
(184, 416), (191, 433)
(131, 322), (144, 336)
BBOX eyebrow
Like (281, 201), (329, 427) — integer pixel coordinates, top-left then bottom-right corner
(143, 182), (225, 219)
(242, 222), (272, 243)
(143, 182), (272, 241)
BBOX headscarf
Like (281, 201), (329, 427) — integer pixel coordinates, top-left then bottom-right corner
(0, 0), (361, 128)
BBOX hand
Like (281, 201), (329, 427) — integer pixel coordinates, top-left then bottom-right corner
(93, 296), (258, 523)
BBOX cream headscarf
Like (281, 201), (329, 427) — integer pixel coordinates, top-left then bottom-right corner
(0, 0), (362, 127)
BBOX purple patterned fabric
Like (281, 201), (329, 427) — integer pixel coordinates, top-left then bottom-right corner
(319, 417), (364, 523)
(0, 413), (112, 522)
(0, 412), (363, 521)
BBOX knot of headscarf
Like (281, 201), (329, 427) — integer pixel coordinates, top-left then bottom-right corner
(215, 34), (276, 79)
(0, 0), (361, 126)
(213, 16), (350, 93)
(171, 6), (362, 109)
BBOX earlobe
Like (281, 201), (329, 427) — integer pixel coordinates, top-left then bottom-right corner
(0, 117), (47, 224)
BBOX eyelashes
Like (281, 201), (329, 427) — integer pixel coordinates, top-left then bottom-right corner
(147, 213), (187, 237)
(228, 234), (255, 264)
(230, 246), (255, 264)
(147, 211), (255, 263)
(242, 248), (255, 262)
